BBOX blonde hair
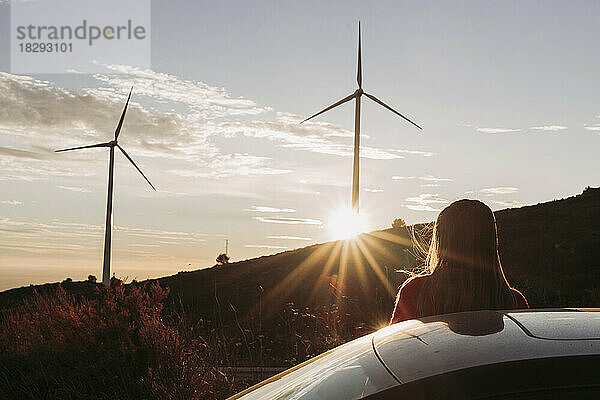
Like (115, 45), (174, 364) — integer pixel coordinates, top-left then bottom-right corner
(416, 199), (517, 317)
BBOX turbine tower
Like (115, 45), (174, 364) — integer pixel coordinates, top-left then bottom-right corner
(301, 22), (422, 213)
(56, 88), (156, 286)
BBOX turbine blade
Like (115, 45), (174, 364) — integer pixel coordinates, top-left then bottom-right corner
(55, 142), (112, 153)
(357, 21), (362, 88)
(363, 92), (422, 130)
(114, 87), (133, 140)
(116, 144), (156, 191)
(300, 92), (356, 124)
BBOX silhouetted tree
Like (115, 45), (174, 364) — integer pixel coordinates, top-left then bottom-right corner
(88, 274), (97, 283)
(392, 218), (406, 229)
(110, 276), (123, 288)
(216, 253), (230, 266)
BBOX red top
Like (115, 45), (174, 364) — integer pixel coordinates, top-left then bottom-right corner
(390, 275), (529, 325)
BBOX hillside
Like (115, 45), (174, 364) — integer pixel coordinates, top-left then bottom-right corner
(153, 187), (600, 328)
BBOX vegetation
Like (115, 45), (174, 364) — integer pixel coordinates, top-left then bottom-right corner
(216, 253), (230, 266)
(0, 283), (237, 399)
(392, 218), (406, 228)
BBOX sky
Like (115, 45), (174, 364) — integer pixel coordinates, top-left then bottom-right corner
(0, 0), (599, 290)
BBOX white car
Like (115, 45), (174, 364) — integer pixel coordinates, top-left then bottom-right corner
(228, 309), (600, 400)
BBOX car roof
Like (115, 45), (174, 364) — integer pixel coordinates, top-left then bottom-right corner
(373, 309), (600, 384)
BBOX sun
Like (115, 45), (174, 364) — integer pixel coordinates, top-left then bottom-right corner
(327, 207), (369, 241)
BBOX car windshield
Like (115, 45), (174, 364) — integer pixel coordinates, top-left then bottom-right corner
(231, 334), (397, 400)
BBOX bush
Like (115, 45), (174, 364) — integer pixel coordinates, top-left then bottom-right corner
(392, 218), (406, 229)
(0, 283), (234, 399)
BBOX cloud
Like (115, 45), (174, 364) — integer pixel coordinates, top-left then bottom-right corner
(392, 175), (453, 183)
(0, 66), (434, 187)
(244, 244), (288, 249)
(393, 149), (435, 157)
(91, 64), (271, 119)
(0, 146), (52, 161)
(1, 200), (22, 205)
(364, 188), (384, 193)
(245, 206), (296, 213)
(491, 200), (521, 207)
(254, 216), (322, 225)
(530, 125), (567, 132)
(58, 185), (91, 193)
(476, 127), (521, 134)
(0, 217), (207, 246)
(213, 117), (403, 160)
(405, 193), (449, 212)
(480, 187), (519, 195)
(0, 70), (279, 182)
(168, 154), (292, 179)
(267, 235), (312, 241)
(584, 125), (600, 132)
(0, 242), (85, 255)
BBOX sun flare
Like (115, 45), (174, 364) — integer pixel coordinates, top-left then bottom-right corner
(327, 208), (369, 241)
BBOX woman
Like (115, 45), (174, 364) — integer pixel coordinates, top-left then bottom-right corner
(390, 199), (528, 325)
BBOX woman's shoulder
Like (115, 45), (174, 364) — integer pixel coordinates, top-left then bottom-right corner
(400, 274), (429, 293)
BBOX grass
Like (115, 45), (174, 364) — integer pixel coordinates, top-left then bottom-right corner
(0, 282), (238, 399)
(0, 280), (371, 399)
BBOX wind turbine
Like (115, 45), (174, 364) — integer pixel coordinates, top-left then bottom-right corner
(301, 22), (422, 214)
(55, 88), (156, 286)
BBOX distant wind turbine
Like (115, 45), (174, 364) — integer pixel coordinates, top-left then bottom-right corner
(301, 21), (422, 214)
(55, 88), (156, 286)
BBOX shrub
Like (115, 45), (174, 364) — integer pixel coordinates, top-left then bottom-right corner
(392, 218), (406, 229)
(0, 283), (234, 399)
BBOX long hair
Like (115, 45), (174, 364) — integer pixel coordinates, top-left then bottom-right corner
(416, 199), (517, 317)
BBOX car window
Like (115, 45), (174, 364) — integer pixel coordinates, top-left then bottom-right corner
(481, 387), (600, 400)
(362, 355), (600, 400)
(230, 334), (398, 400)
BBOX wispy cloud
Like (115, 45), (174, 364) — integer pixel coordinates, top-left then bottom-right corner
(254, 216), (322, 225)
(91, 64), (271, 119)
(1, 200), (22, 205)
(393, 149), (435, 157)
(405, 193), (449, 212)
(168, 154), (292, 179)
(491, 200), (521, 207)
(267, 235), (312, 241)
(584, 125), (600, 132)
(476, 127), (521, 134)
(1, 68), (435, 186)
(0, 217), (207, 249)
(0, 70), (282, 183)
(0, 146), (52, 161)
(245, 206), (296, 213)
(364, 188), (384, 193)
(244, 244), (288, 249)
(530, 125), (567, 132)
(58, 185), (91, 193)
(392, 175), (453, 183)
(213, 113), (432, 161)
(480, 187), (519, 195)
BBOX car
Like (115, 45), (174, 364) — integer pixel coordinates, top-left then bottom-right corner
(227, 309), (600, 400)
